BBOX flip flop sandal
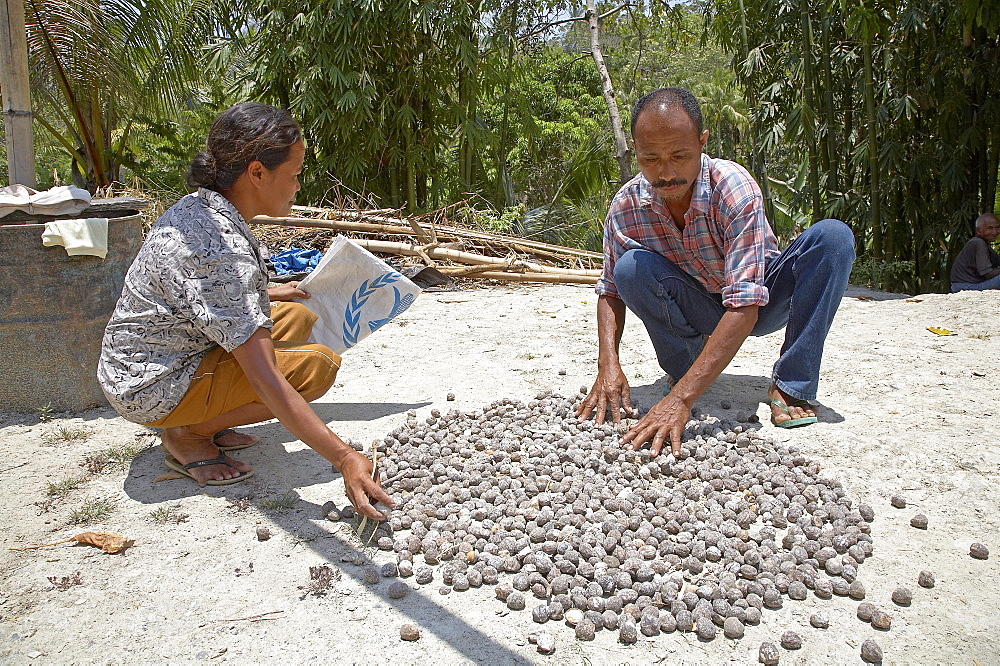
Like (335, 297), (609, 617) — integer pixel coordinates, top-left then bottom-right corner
(213, 428), (259, 451)
(769, 398), (818, 429)
(163, 454), (254, 486)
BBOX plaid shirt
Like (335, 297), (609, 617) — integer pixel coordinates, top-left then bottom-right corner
(597, 153), (779, 309)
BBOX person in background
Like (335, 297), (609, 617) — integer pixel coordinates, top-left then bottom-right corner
(950, 213), (1000, 291)
(98, 102), (391, 519)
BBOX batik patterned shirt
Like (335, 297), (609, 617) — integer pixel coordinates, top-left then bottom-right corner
(597, 153), (780, 309)
(98, 188), (272, 424)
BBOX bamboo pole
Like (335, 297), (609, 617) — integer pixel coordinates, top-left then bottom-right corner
(454, 271), (598, 284)
(252, 215), (603, 260)
(0, 0), (36, 186)
(350, 238), (603, 277)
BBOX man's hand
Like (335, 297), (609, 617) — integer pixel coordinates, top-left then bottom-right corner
(619, 393), (691, 458)
(338, 449), (395, 521)
(576, 364), (635, 425)
(267, 281), (309, 302)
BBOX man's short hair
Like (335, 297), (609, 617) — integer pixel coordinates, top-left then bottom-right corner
(975, 212), (999, 231)
(631, 87), (704, 136)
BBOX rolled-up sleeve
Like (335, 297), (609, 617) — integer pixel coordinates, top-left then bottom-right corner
(596, 209), (622, 298)
(720, 193), (773, 309)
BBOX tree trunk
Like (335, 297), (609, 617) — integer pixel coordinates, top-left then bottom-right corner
(585, 0), (631, 185)
(799, 1), (822, 221)
(862, 35), (882, 261)
(0, 0), (36, 186)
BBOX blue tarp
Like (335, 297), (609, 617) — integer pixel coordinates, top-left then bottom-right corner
(270, 247), (322, 275)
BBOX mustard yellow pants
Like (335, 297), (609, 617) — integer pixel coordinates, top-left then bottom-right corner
(145, 302), (340, 428)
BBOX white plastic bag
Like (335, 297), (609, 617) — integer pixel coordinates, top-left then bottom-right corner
(294, 236), (420, 355)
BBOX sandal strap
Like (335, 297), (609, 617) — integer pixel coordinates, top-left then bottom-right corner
(181, 455), (233, 471)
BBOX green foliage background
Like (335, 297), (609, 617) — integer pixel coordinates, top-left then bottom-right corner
(16, 0), (1000, 291)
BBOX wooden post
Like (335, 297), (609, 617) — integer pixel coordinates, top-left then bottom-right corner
(0, 0), (36, 187)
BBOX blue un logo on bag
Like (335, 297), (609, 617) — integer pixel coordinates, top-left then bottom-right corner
(341, 272), (416, 349)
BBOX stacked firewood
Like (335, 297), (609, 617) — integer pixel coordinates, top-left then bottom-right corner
(250, 204), (602, 285)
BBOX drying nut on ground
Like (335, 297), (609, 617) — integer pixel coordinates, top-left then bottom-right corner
(536, 632), (555, 654)
(810, 612), (830, 629)
(861, 638), (883, 662)
(857, 602), (877, 622)
(780, 631), (802, 650)
(910, 513), (928, 529)
(871, 610), (892, 630)
(321, 500), (337, 516)
(447, 393), (456, 401)
(400, 624), (420, 641)
(917, 571), (935, 588)
(891, 587), (912, 606)
(575, 619), (596, 641)
(723, 617), (745, 638)
(890, 495), (906, 508)
(387, 581), (409, 599)
(758, 641), (780, 665)
(255, 526), (270, 541)
(970, 543), (989, 560)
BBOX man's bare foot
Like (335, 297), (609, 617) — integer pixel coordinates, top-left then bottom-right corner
(161, 426), (253, 486)
(768, 385), (817, 427)
(213, 429), (259, 450)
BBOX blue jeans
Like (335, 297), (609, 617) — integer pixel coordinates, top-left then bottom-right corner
(613, 218), (856, 401)
(951, 275), (1000, 291)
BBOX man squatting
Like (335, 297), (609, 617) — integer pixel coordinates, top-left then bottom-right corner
(578, 87), (856, 457)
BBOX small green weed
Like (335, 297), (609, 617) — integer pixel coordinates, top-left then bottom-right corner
(68, 498), (116, 525)
(45, 474), (87, 499)
(257, 491), (298, 512)
(149, 505), (189, 524)
(35, 403), (56, 422)
(43, 425), (93, 446)
(82, 438), (151, 474)
(969, 331), (992, 340)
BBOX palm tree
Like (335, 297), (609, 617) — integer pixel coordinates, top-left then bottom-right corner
(25, 0), (233, 189)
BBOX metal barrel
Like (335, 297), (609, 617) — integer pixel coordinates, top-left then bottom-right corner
(0, 213), (143, 412)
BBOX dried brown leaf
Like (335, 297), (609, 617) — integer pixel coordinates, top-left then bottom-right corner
(72, 531), (133, 554)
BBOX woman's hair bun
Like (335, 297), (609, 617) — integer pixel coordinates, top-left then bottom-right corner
(186, 151), (218, 189)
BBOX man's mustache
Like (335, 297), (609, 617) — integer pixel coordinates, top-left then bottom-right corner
(651, 178), (687, 188)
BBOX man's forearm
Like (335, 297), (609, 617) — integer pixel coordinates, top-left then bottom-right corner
(597, 295), (627, 370)
(670, 305), (759, 406)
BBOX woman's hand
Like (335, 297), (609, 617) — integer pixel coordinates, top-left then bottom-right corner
(338, 449), (395, 520)
(267, 281), (309, 302)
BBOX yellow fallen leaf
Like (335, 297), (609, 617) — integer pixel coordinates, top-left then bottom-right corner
(154, 472), (184, 482)
(906, 298), (923, 303)
(927, 326), (957, 336)
(72, 532), (133, 554)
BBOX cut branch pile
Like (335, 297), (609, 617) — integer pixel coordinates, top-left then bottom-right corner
(250, 203), (602, 285)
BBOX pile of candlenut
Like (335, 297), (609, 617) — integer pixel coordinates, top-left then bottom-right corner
(357, 390), (874, 645)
